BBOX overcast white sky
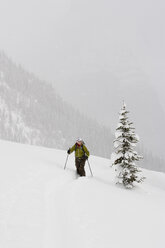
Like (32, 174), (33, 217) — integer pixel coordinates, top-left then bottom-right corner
(0, 0), (164, 105)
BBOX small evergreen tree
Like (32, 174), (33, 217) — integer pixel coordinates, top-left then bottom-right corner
(111, 102), (144, 188)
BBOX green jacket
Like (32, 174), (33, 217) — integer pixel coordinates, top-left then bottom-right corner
(70, 144), (90, 158)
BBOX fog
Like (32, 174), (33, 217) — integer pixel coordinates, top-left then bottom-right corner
(0, 0), (164, 92)
(0, 0), (165, 158)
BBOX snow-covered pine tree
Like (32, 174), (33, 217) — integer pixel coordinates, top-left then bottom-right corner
(111, 102), (144, 188)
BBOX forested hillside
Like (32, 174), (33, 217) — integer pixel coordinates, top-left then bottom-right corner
(0, 52), (112, 158)
(0, 51), (164, 172)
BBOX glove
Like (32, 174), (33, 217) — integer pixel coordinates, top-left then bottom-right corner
(84, 155), (88, 160)
(67, 149), (71, 154)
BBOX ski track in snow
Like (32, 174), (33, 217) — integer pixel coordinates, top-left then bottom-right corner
(0, 140), (165, 248)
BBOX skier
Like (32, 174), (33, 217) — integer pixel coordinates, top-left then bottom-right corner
(67, 138), (90, 176)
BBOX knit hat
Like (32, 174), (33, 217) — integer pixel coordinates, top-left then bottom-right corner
(76, 138), (84, 143)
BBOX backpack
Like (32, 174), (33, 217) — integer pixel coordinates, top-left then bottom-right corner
(75, 143), (86, 156)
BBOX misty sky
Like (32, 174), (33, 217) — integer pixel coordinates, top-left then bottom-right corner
(0, 0), (164, 106)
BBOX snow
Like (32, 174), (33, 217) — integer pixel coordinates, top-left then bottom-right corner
(0, 140), (165, 248)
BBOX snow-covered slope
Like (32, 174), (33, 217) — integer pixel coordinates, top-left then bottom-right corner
(0, 140), (164, 248)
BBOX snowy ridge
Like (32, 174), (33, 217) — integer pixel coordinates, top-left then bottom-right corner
(0, 140), (164, 248)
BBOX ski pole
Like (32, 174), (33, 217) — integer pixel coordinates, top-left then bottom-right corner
(64, 154), (69, 170)
(87, 159), (93, 177)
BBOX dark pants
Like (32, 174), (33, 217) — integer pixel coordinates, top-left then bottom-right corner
(75, 157), (86, 176)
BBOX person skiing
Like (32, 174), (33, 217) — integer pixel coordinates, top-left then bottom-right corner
(67, 138), (90, 176)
